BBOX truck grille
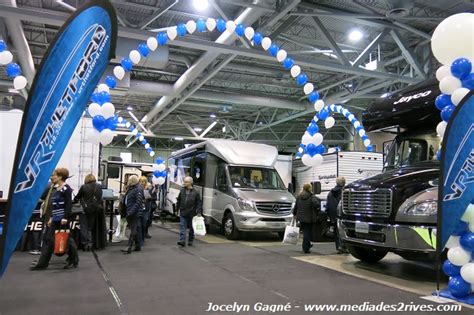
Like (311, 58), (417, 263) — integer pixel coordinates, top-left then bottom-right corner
(255, 202), (293, 215)
(342, 189), (392, 217)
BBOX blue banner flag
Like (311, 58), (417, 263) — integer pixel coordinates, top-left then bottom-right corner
(438, 90), (474, 249)
(0, 0), (117, 275)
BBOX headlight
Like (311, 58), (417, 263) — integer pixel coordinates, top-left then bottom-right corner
(237, 198), (255, 211)
(404, 201), (437, 216)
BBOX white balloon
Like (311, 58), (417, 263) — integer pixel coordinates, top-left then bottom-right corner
(313, 133), (323, 146)
(117, 117), (123, 123)
(157, 177), (166, 185)
(440, 76), (462, 95)
(244, 27), (255, 40)
(125, 122), (131, 128)
(313, 115), (319, 122)
(452, 88), (470, 105)
(303, 83), (314, 95)
(329, 104), (336, 112)
(336, 105), (342, 113)
(303, 154), (323, 167)
(0, 50), (13, 65)
(461, 204), (474, 224)
(276, 49), (287, 62)
(298, 147), (304, 153)
(157, 164), (166, 172)
(226, 21), (236, 33)
(150, 151), (155, 157)
(301, 132), (312, 145)
(461, 263), (474, 284)
(113, 66), (125, 80)
(431, 13), (474, 65)
(131, 128), (138, 135)
(436, 65), (452, 81)
(314, 100), (324, 112)
(152, 176), (159, 185)
(99, 128), (115, 146)
(186, 20), (196, 34)
(139, 135), (144, 141)
(447, 246), (471, 266)
(301, 154), (311, 166)
(144, 143), (150, 149)
(324, 117), (335, 129)
(13, 75), (27, 90)
(436, 121), (447, 138)
(206, 18), (216, 31)
(89, 129), (101, 145)
(167, 27), (177, 40)
(363, 139), (371, 147)
(88, 103), (102, 117)
(129, 50), (141, 64)
(342, 109), (349, 116)
(101, 102), (115, 119)
(445, 235), (461, 249)
(97, 83), (110, 93)
(152, 164), (160, 171)
(359, 129), (366, 137)
(261, 37), (271, 50)
(348, 114), (355, 121)
(290, 65), (301, 78)
(147, 37), (158, 51)
(353, 121), (361, 128)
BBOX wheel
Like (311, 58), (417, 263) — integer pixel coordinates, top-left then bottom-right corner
(223, 213), (240, 240)
(277, 232), (285, 240)
(347, 245), (388, 263)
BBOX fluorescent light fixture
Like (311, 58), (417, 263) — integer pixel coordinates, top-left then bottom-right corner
(348, 29), (363, 41)
(8, 88), (20, 94)
(380, 92), (390, 98)
(341, 99), (349, 104)
(364, 60), (378, 71)
(127, 106), (133, 111)
(174, 137), (184, 141)
(257, 121), (264, 126)
(210, 113), (217, 118)
(222, 125), (226, 133)
(193, 127), (203, 132)
(193, 0), (208, 11)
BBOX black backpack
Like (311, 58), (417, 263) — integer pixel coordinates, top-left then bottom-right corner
(82, 184), (102, 214)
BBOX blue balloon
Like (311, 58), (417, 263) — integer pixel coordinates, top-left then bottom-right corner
(138, 43), (149, 57)
(283, 57), (294, 70)
(442, 260), (461, 277)
(121, 57), (133, 71)
(367, 144), (374, 152)
(460, 232), (474, 252)
(177, 23), (187, 36)
(92, 115), (106, 132)
(441, 105), (455, 122)
(136, 132), (142, 138)
(296, 73), (308, 86)
(91, 92), (101, 103)
(105, 75), (117, 89)
(153, 170), (161, 178)
(306, 143), (318, 157)
(307, 122), (319, 136)
(141, 139), (147, 145)
(318, 108), (329, 120)
(6, 63), (21, 78)
(216, 19), (226, 32)
(308, 91), (319, 103)
(268, 43), (279, 57)
(451, 58), (472, 79)
(196, 19), (206, 32)
(361, 135), (369, 142)
(296, 152), (302, 158)
(98, 91), (111, 104)
(462, 73), (474, 90)
(155, 157), (164, 165)
(448, 276), (471, 298)
(253, 32), (263, 45)
(435, 94), (453, 110)
(0, 39), (6, 52)
(436, 150), (441, 160)
(316, 144), (325, 155)
(453, 220), (469, 236)
(147, 147), (153, 153)
(235, 24), (245, 37)
(157, 32), (168, 46)
(105, 116), (118, 131)
(351, 117), (357, 124)
(299, 144), (305, 149)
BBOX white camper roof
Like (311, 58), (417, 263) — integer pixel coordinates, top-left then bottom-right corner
(170, 139), (278, 167)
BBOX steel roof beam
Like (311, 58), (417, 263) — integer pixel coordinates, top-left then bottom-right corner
(310, 17), (350, 66)
(390, 30), (427, 79)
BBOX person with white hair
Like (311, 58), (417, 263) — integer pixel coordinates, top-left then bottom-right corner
(176, 176), (202, 247)
(121, 175), (145, 254)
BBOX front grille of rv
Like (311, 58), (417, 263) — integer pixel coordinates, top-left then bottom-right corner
(342, 189), (392, 217)
(255, 202), (293, 215)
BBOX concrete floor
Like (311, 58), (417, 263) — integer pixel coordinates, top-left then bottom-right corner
(0, 223), (470, 315)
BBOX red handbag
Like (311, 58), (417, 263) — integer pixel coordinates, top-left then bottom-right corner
(54, 229), (69, 256)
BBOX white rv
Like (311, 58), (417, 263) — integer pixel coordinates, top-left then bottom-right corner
(99, 160), (155, 195)
(166, 139), (296, 240)
(293, 151), (383, 210)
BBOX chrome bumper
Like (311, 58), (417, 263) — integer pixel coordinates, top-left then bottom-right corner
(235, 211), (292, 232)
(338, 219), (437, 253)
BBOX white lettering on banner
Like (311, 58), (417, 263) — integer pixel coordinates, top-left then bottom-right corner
(393, 89), (432, 105)
(205, 302), (250, 313)
(15, 26), (107, 193)
(444, 150), (474, 201)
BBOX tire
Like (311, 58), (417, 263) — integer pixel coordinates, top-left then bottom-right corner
(277, 232), (285, 240)
(347, 245), (388, 263)
(223, 213), (240, 240)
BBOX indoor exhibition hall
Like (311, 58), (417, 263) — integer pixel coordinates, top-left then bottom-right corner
(0, 0), (473, 314)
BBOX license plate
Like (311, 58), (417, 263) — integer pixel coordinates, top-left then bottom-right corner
(355, 221), (369, 234)
(270, 223), (283, 228)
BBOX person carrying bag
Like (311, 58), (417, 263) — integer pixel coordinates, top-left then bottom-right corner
(282, 217), (300, 245)
(292, 183), (321, 254)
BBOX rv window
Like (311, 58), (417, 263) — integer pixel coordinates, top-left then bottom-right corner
(228, 166), (285, 190)
(176, 157), (191, 185)
(192, 153), (205, 186)
(108, 165), (120, 179)
(386, 139), (428, 168)
(216, 163), (228, 192)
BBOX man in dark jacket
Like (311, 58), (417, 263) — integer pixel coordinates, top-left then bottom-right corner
(293, 183), (320, 254)
(176, 176), (202, 247)
(122, 175), (144, 254)
(326, 177), (345, 253)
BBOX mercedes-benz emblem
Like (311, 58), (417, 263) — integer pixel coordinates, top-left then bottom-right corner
(272, 204), (280, 213)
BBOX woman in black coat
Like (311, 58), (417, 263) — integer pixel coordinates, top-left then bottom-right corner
(293, 183), (320, 254)
(122, 175), (144, 254)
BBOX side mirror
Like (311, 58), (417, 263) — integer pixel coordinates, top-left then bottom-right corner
(287, 182), (294, 193)
(312, 181), (321, 195)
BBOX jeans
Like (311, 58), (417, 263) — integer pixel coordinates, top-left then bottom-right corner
(127, 215), (140, 250)
(179, 215), (194, 244)
(299, 222), (313, 253)
(79, 213), (96, 248)
(141, 210), (150, 243)
(36, 222), (79, 268)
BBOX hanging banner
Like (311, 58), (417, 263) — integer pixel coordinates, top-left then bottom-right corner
(438, 90), (474, 249)
(0, 0), (117, 275)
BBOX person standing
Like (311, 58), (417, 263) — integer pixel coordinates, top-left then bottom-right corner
(326, 177), (346, 253)
(30, 168), (79, 270)
(292, 183), (320, 254)
(144, 181), (158, 239)
(74, 174), (103, 252)
(176, 177), (202, 247)
(122, 175), (144, 254)
(138, 176), (149, 245)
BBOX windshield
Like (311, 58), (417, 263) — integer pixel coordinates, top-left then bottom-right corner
(228, 166), (286, 190)
(385, 137), (438, 169)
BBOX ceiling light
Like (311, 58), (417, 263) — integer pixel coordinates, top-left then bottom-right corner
(174, 137), (184, 141)
(193, 0), (208, 11)
(257, 121), (264, 126)
(193, 127), (203, 132)
(210, 113), (217, 118)
(380, 92), (390, 98)
(127, 106), (133, 111)
(222, 125), (226, 133)
(348, 29), (363, 42)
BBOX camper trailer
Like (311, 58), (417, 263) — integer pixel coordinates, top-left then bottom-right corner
(99, 160), (155, 195)
(166, 139), (296, 240)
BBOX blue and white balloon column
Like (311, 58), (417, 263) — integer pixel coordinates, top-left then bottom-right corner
(88, 80), (117, 146)
(0, 39), (28, 90)
(152, 157), (167, 186)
